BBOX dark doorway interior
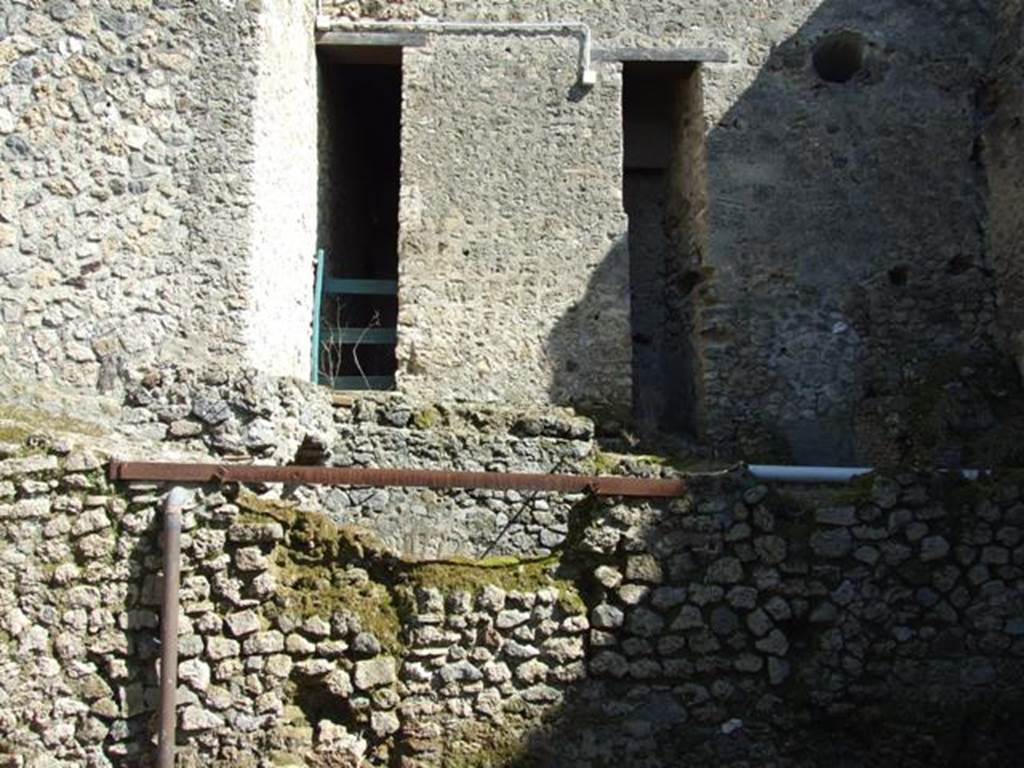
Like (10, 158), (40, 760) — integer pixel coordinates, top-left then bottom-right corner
(623, 62), (707, 441)
(317, 46), (401, 388)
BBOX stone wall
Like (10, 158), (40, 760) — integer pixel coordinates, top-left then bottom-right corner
(699, 0), (1006, 463)
(564, 474), (1024, 765)
(119, 364), (596, 559)
(320, 0), (1024, 464)
(987, 0), (1024, 380)
(3, 1), (1023, 464)
(3, 2), (1024, 764)
(0, 0), (321, 393)
(1, 395), (1023, 766)
(0, 1), (265, 390)
(396, 32), (630, 414)
(247, 0), (319, 379)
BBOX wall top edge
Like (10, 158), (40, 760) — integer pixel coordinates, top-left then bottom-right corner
(593, 47), (730, 63)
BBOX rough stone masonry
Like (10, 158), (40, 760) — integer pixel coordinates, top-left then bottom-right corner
(1, 0), (1024, 766)
(1, 0), (1023, 463)
(0, 369), (1023, 766)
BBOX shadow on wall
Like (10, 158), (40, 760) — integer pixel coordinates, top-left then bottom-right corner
(548, 0), (1024, 466)
(545, 237), (631, 433)
(423, 476), (1024, 767)
(985, 0), (1024, 382)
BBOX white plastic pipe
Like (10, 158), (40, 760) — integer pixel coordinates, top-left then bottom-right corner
(748, 465), (872, 484)
(748, 465), (984, 484)
(316, 15), (596, 86)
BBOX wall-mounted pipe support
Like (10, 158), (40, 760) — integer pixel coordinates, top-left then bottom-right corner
(316, 15), (596, 86)
(156, 487), (188, 768)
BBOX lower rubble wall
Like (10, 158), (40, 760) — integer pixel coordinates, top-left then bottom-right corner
(1, 431), (1023, 767)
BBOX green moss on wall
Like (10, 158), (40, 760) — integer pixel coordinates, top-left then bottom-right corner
(274, 564), (404, 654)
(824, 473), (876, 506)
(237, 491), (405, 653)
(942, 469), (1024, 514)
(442, 717), (534, 768)
(0, 404), (104, 446)
(398, 554), (586, 616)
(904, 353), (1024, 465)
(583, 448), (731, 477)
(412, 405), (443, 430)
(402, 554), (554, 594)
(233, 490), (589, 657)
(584, 450), (622, 476)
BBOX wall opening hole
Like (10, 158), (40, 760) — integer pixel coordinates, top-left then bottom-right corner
(291, 673), (354, 742)
(813, 31), (865, 84)
(623, 62), (707, 441)
(947, 254), (972, 275)
(317, 46), (402, 390)
(888, 265), (909, 287)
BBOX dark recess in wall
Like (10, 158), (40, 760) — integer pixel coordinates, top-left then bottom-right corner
(622, 62), (707, 443)
(317, 46), (401, 384)
(812, 30), (866, 83)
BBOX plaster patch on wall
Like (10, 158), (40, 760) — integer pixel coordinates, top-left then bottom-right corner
(247, 0), (319, 379)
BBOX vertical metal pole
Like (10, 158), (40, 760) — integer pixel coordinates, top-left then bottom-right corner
(157, 487), (187, 768)
(311, 248), (326, 384)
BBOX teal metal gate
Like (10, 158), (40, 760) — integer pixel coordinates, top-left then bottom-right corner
(311, 249), (398, 390)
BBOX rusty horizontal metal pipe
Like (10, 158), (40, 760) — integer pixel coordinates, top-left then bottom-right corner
(109, 461), (687, 498)
(157, 487), (188, 768)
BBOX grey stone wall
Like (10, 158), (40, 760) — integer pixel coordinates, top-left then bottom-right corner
(987, 0), (1024, 379)
(2, 421), (1023, 766)
(322, 0), (1024, 464)
(0, 1), (258, 390)
(0, 1), (318, 396)
(4, 0), (1023, 464)
(2, 2), (1023, 763)
(563, 474), (1024, 765)
(396, 33), (631, 415)
(121, 363), (596, 559)
(701, 1), (1007, 464)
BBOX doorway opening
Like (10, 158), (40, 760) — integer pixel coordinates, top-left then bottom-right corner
(316, 46), (402, 390)
(623, 62), (708, 441)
